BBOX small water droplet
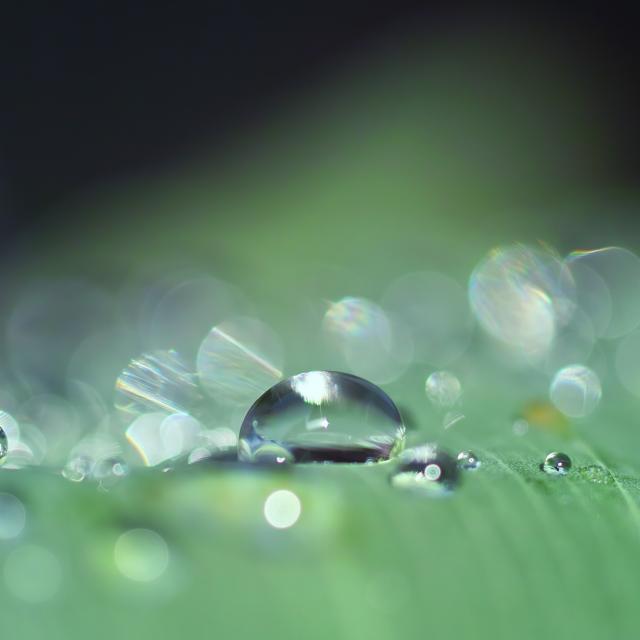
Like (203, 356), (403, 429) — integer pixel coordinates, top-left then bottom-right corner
(390, 445), (459, 496)
(425, 371), (461, 408)
(541, 451), (572, 475)
(238, 371), (405, 463)
(62, 455), (93, 482)
(0, 426), (7, 464)
(457, 450), (480, 470)
(577, 464), (614, 484)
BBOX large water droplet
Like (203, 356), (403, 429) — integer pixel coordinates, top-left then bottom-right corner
(238, 371), (405, 463)
(549, 364), (601, 418)
(541, 451), (572, 475)
(390, 445), (459, 495)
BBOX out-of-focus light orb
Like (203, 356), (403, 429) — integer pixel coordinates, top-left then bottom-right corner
(197, 316), (283, 409)
(0, 493), (26, 539)
(115, 350), (202, 423)
(263, 490), (302, 529)
(615, 328), (640, 398)
(544, 308), (596, 374)
(549, 365), (601, 418)
(323, 297), (413, 384)
(469, 244), (575, 359)
(567, 247), (640, 339)
(114, 529), (169, 582)
(4, 545), (62, 603)
(425, 371), (461, 408)
(7, 279), (119, 384)
(126, 412), (203, 466)
(565, 259), (612, 337)
(382, 272), (473, 367)
(238, 371), (405, 463)
(146, 274), (250, 360)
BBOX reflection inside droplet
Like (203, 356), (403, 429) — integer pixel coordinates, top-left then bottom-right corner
(390, 445), (459, 496)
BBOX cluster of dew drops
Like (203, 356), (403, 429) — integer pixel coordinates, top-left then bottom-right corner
(2, 242), (640, 495)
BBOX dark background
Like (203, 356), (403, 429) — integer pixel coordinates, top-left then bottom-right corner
(3, 3), (639, 238)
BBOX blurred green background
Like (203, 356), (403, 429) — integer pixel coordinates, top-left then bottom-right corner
(3, 6), (640, 640)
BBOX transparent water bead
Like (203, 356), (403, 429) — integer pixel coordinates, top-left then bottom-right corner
(238, 371), (405, 463)
(425, 371), (461, 408)
(541, 452), (572, 475)
(457, 450), (480, 470)
(0, 426), (7, 464)
(390, 445), (459, 496)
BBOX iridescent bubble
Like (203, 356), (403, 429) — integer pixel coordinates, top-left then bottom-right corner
(115, 350), (203, 423)
(4, 545), (62, 603)
(549, 365), (601, 418)
(114, 529), (169, 582)
(323, 297), (413, 384)
(238, 371), (405, 463)
(469, 244), (575, 359)
(457, 450), (480, 470)
(126, 412), (203, 466)
(382, 272), (473, 366)
(615, 328), (640, 398)
(541, 452), (572, 476)
(0, 493), (26, 539)
(197, 317), (283, 409)
(390, 445), (459, 496)
(567, 247), (640, 339)
(425, 371), (461, 408)
(263, 490), (302, 529)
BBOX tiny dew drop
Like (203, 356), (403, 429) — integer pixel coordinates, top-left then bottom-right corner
(457, 450), (480, 470)
(390, 445), (459, 496)
(541, 451), (572, 476)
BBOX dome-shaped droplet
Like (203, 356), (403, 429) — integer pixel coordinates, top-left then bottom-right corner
(457, 450), (480, 470)
(0, 426), (8, 464)
(390, 445), (459, 495)
(238, 371), (405, 463)
(541, 451), (572, 475)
